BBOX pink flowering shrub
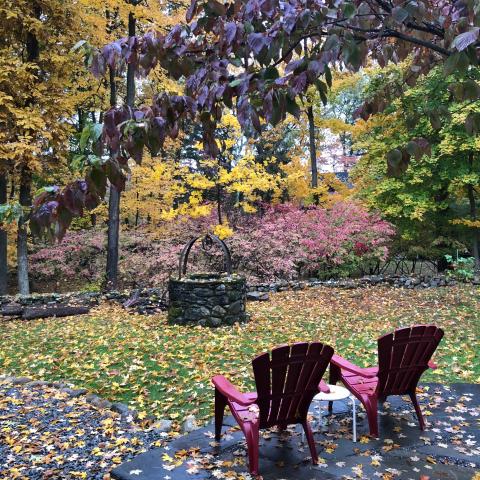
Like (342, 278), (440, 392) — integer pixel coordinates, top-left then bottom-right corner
(29, 202), (395, 291)
(29, 214), (222, 291)
(228, 202), (395, 280)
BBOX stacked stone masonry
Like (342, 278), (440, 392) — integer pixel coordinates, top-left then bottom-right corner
(168, 274), (247, 327)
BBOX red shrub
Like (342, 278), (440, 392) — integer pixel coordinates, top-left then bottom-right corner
(29, 201), (395, 291)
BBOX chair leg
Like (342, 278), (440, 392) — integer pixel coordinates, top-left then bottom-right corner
(328, 363), (341, 413)
(244, 422), (260, 475)
(302, 421), (318, 465)
(364, 398), (379, 438)
(409, 392), (425, 430)
(214, 388), (227, 441)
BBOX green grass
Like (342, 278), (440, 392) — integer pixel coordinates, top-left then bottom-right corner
(1, 285), (478, 424)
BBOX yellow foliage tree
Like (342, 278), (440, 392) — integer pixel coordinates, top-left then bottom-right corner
(0, 0), (189, 293)
(0, 0), (105, 293)
(278, 155), (351, 207)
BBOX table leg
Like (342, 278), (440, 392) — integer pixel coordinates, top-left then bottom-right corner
(351, 396), (357, 442)
(317, 399), (323, 426)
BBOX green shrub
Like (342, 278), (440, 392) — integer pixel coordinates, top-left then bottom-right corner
(445, 254), (475, 281)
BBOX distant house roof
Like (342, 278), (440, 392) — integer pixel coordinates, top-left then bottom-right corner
(334, 171), (353, 188)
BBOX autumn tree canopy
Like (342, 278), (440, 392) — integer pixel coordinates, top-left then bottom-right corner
(29, 0), (480, 238)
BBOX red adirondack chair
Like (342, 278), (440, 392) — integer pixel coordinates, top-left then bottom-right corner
(212, 342), (334, 475)
(329, 325), (444, 438)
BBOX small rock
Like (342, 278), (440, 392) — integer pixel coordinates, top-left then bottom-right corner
(51, 381), (68, 389)
(228, 300), (244, 314)
(61, 387), (88, 398)
(208, 317), (222, 327)
(247, 291), (270, 301)
(182, 414), (199, 433)
(98, 398), (113, 409)
(11, 376), (32, 385)
(86, 394), (111, 409)
(212, 305), (226, 315)
(153, 419), (173, 433)
(27, 380), (51, 387)
(105, 290), (121, 300)
(111, 402), (137, 419)
(193, 288), (214, 297)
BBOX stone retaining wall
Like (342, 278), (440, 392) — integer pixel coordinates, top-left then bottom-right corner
(0, 274), (472, 317)
(247, 273), (464, 293)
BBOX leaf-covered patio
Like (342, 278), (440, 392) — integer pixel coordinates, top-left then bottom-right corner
(1, 379), (478, 479)
(113, 382), (480, 480)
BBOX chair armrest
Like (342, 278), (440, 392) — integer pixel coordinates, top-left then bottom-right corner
(330, 354), (378, 378)
(212, 375), (255, 406)
(319, 380), (330, 394)
(428, 360), (438, 370)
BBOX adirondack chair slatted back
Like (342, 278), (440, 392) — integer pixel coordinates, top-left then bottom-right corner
(377, 325), (444, 396)
(252, 342), (333, 428)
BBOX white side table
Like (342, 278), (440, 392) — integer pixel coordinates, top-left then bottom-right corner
(313, 384), (357, 442)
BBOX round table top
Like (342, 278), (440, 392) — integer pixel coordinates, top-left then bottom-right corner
(313, 384), (351, 401)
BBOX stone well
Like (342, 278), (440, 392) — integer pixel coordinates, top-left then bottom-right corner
(167, 234), (247, 327)
(168, 273), (247, 327)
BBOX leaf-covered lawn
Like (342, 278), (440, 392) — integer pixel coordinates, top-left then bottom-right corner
(0, 286), (478, 425)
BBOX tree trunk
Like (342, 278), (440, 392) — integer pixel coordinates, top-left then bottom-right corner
(467, 153), (480, 273)
(467, 184), (479, 272)
(135, 188), (140, 227)
(106, 184), (120, 289)
(0, 172), (7, 295)
(22, 305), (90, 320)
(307, 106), (318, 189)
(105, 12), (136, 290)
(17, 168), (31, 295)
(26, 5), (41, 62)
(216, 184), (223, 225)
(9, 176), (15, 200)
(106, 66), (119, 289)
(16, 3), (40, 296)
(126, 12), (136, 107)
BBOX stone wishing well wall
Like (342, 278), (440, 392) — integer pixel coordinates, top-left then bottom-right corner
(168, 273), (247, 327)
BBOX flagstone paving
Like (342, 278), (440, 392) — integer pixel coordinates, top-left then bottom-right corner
(112, 383), (480, 480)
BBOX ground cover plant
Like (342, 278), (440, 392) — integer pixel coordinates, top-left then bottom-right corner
(1, 286), (478, 426)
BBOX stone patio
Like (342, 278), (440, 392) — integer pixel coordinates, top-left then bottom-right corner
(112, 383), (480, 480)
